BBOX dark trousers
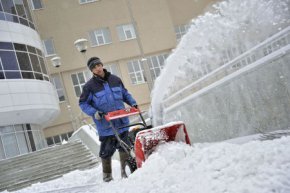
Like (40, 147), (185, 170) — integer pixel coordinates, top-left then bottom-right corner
(99, 131), (131, 159)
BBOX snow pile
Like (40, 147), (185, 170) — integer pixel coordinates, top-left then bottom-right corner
(151, 0), (290, 126)
(12, 136), (290, 193)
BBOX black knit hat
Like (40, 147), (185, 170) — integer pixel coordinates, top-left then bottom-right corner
(87, 57), (103, 71)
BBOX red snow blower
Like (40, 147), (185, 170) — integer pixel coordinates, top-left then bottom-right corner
(104, 107), (191, 175)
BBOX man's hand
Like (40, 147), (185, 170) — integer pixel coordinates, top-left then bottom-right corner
(132, 104), (138, 109)
(95, 111), (105, 120)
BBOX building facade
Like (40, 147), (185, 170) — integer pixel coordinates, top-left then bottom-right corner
(0, 0), (59, 160)
(30, 0), (216, 146)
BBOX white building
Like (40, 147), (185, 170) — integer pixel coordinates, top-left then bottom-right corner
(0, 0), (59, 160)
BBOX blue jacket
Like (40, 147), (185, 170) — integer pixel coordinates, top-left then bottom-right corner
(79, 70), (137, 136)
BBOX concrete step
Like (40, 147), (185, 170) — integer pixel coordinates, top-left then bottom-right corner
(0, 140), (99, 192)
(0, 141), (84, 168)
(0, 150), (93, 184)
(0, 145), (88, 173)
(5, 159), (99, 192)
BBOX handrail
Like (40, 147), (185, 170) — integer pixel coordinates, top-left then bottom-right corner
(162, 26), (290, 108)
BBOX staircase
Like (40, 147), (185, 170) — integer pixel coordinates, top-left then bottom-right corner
(0, 140), (99, 192)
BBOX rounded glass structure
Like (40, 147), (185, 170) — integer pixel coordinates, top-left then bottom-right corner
(0, 42), (49, 81)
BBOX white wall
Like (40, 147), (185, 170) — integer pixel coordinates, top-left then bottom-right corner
(0, 79), (60, 127)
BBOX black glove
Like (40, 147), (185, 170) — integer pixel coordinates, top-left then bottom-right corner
(132, 104), (138, 109)
(95, 111), (105, 120)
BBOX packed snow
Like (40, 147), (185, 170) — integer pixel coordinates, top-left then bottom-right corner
(151, 0), (290, 126)
(8, 135), (290, 193)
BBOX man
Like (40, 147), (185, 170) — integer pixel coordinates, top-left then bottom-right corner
(79, 57), (138, 182)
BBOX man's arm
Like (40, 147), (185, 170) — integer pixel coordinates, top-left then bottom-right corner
(79, 86), (97, 116)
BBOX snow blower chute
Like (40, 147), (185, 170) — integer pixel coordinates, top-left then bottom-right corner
(104, 107), (191, 175)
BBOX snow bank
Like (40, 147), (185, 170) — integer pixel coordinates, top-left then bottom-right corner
(12, 136), (290, 193)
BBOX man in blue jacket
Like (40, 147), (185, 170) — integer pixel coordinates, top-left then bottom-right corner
(79, 57), (138, 182)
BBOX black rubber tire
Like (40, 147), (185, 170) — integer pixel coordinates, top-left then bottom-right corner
(124, 156), (137, 176)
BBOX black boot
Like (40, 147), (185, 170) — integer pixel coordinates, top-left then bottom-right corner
(119, 151), (129, 178)
(102, 158), (113, 182)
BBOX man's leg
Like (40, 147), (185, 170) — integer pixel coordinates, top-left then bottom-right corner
(117, 131), (131, 178)
(99, 136), (117, 182)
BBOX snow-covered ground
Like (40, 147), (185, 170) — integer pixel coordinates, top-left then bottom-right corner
(8, 134), (290, 193)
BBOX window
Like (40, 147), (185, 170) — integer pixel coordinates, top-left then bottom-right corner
(147, 53), (168, 80)
(51, 74), (65, 102)
(30, 0), (43, 10)
(127, 59), (145, 85)
(89, 27), (112, 47)
(71, 70), (91, 97)
(46, 132), (73, 147)
(104, 63), (120, 77)
(117, 24), (136, 41)
(79, 0), (96, 4)
(42, 38), (55, 56)
(175, 24), (190, 41)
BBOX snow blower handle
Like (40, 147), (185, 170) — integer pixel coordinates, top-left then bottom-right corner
(104, 107), (147, 128)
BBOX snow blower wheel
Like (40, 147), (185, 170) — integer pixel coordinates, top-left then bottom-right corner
(124, 156), (137, 175)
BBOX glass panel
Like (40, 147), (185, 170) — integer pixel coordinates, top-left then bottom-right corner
(52, 75), (62, 89)
(0, 139), (5, 159)
(34, 73), (43, 80)
(36, 48), (42, 56)
(3, 134), (19, 158)
(84, 70), (91, 80)
(27, 45), (36, 54)
(0, 71), (4, 79)
(57, 90), (65, 101)
(97, 36), (104, 45)
(14, 43), (27, 51)
(39, 57), (47, 74)
(127, 62), (134, 73)
(103, 28), (112, 43)
(30, 53), (41, 72)
(71, 74), (78, 85)
(32, 0), (43, 9)
(16, 52), (32, 71)
(75, 86), (81, 97)
(152, 56), (158, 68)
(0, 51), (19, 70)
(46, 137), (54, 146)
(0, 42), (13, 50)
(2, 0), (17, 14)
(21, 71), (34, 79)
(53, 135), (61, 144)
(5, 71), (21, 79)
(23, 0), (33, 21)
(125, 30), (132, 39)
(117, 26), (125, 41)
(0, 12), (5, 21)
(15, 125), (28, 154)
(43, 39), (55, 55)
(19, 17), (29, 26)
(13, 0), (25, 17)
(0, 0), (3, 11)
(78, 72), (85, 84)
(61, 133), (68, 141)
(89, 31), (97, 46)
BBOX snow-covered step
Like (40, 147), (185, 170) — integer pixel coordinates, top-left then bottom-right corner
(0, 140), (99, 192)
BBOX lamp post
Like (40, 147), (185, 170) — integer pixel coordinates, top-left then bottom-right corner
(50, 56), (76, 131)
(125, 0), (153, 91)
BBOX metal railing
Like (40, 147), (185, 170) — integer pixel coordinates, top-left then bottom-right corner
(162, 26), (290, 111)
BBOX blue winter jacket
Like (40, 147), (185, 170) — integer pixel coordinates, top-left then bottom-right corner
(79, 70), (137, 136)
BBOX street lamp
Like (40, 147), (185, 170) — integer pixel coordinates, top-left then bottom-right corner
(51, 56), (61, 68)
(50, 56), (76, 131)
(74, 38), (88, 53)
